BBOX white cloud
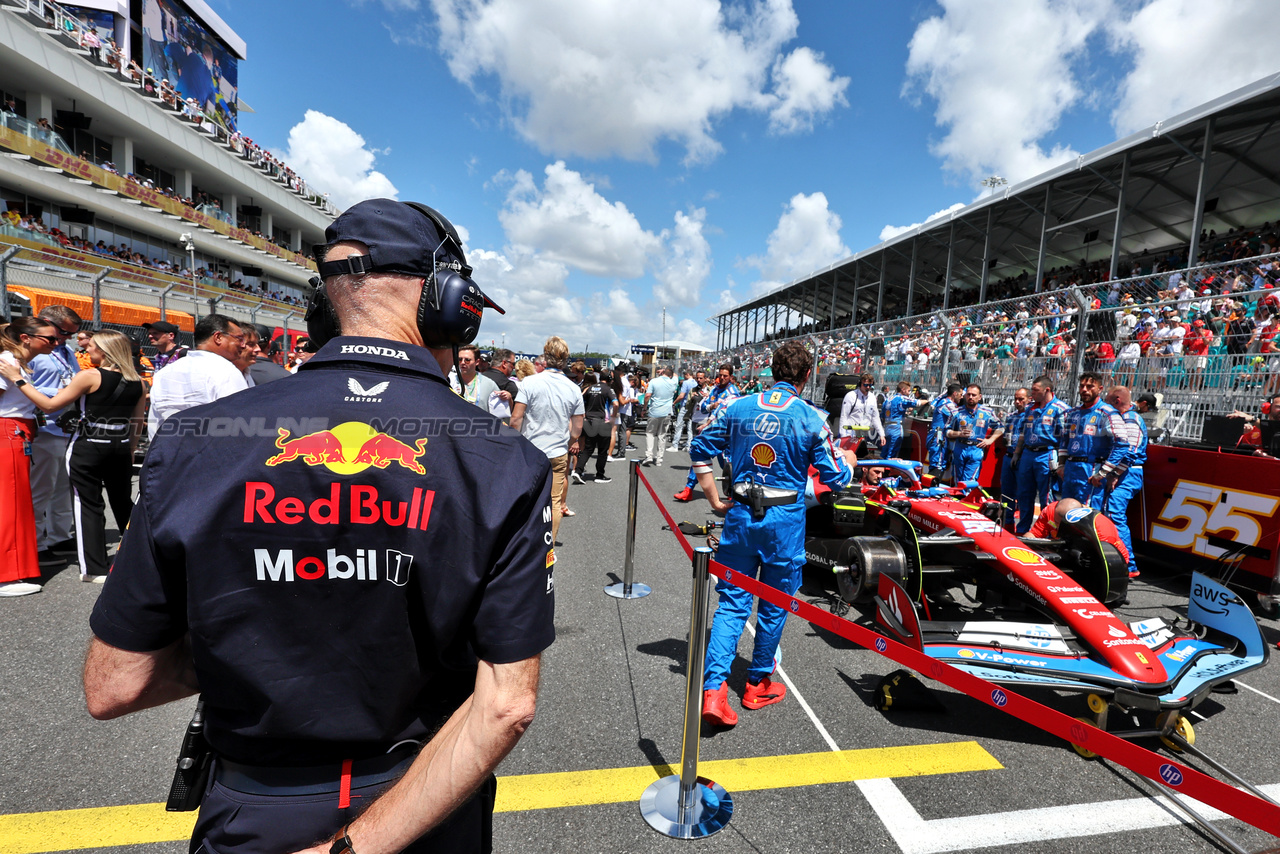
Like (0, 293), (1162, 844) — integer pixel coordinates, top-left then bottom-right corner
(674, 317), (713, 347)
(653, 207), (712, 306)
(879, 201), (966, 242)
(275, 111), (399, 209)
(428, 0), (846, 162)
(1109, 0), (1280, 135)
(903, 0), (1107, 187)
(769, 47), (850, 134)
(746, 192), (849, 292)
(498, 161), (660, 278)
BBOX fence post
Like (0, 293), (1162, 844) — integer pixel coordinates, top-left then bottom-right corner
(0, 245), (18, 322)
(640, 546), (733, 838)
(1068, 287), (1091, 391)
(159, 283), (176, 321)
(606, 459), (651, 599)
(938, 315), (954, 390)
(92, 269), (108, 328)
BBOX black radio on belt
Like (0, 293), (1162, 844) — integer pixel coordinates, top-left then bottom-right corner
(166, 698), (212, 812)
(745, 483), (766, 519)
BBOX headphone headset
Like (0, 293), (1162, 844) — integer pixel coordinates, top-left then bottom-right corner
(303, 202), (503, 349)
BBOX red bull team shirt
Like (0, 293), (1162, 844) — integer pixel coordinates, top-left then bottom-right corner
(90, 337), (556, 765)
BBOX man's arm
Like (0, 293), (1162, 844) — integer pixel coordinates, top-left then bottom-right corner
(568, 413), (583, 455)
(293, 656), (540, 854)
(509, 402), (527, 432)
(83, 635), (200, 720)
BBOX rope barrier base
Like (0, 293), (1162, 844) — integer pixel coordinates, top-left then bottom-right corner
(604, 581), (652, 599)
(639, 775), (733, 839)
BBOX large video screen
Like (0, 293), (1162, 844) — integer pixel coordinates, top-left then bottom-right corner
(139, 0), (239, 132)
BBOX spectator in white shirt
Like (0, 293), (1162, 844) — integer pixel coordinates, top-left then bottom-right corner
(147, 314), (249, 439)
(510, 336), (584, 545)
(839, 373), (885, 447)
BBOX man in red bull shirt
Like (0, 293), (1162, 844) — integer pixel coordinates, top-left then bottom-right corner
(84, 199), (554, 854)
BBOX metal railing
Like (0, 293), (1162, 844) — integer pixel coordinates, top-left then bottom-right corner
(700, 251), (1280, 441)
(1, 241), (305, 342)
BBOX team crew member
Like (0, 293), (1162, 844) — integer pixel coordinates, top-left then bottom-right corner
(693, 341), (853, 726)
(2, 330), (145, 583)
(84, 199), (554, 854)
(572, 372), (616, 483)
(1025, 498), (1130, 567)
(674, 368), (740, 502)
(945, 384), (1001, 483)
(881, 381), (918, 460)
(927, 384), (962, 477)
(1015, 376), (1070, 535)
(0, 318), (61, 596)
(1060, 372), (1129, 510)
(1104, 385), (1145, 577)
(999, 387), (1029, 530)
(838, 373), (885, 452)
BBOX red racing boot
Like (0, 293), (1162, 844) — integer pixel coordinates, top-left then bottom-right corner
(742, 676), (786, 709)
(673, 487), (693, 502)
(701, 683), (738, 726)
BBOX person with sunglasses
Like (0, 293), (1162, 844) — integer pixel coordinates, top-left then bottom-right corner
(1, 330), (146, 583)
(25, 306), (83, 568)
(837, 373), (885, 455)
(146, 314), (249, 440)
(0, 317), (65, 595)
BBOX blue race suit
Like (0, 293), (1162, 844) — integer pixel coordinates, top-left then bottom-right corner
(1015, 396), (1070, 534)
(1061, 400), (1130, 511)
(882, 393), (917, 460)
(684, 382), (740, 489)
(999, 407), (1027, 529)
(928, 396), (958, 471)
(691, 383), (852, 691)
(947, 403), (999, 483)
(1105, 408), (1147, 575)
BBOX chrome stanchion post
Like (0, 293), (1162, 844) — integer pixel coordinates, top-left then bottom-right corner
(606, 459), (651, 599)
(640, 546), (733, 838)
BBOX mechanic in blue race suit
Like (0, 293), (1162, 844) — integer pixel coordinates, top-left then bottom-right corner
(945, 384), (1002, 483)
(673, 364), (740, 502)
(881, 381), (918, 460)
(1059, 371), (1129, 512)
(691, 341), (853, 727)
(998, 387), (1030, 530)
(927, 384), (963, 477)
(1015, 375), (1071, 535)
(1104, 384), (1146, 577)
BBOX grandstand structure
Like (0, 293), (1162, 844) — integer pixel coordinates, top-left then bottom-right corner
(0, 0), (332, 343)
(710, 73), (1280, 441)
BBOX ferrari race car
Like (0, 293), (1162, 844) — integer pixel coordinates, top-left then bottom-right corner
(803, 460), (1268, 734)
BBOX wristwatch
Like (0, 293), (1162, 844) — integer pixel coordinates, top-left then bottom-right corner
(15, 378), (28, 388)
(329, 826), (356, 854)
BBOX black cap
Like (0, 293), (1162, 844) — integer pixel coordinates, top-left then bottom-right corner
(143, 320), (179, 335)
(318, 198), (503, 314)
(1136, 392), (1158, 409)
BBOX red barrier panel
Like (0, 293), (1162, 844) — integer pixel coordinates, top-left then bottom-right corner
(632, 468), (1280, 838)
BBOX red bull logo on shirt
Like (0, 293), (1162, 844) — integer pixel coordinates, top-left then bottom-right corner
(266, 422), (428, 475)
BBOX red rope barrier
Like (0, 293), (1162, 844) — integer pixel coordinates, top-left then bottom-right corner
(635, 468), (695, 559)
(630, 473), (1280, 837)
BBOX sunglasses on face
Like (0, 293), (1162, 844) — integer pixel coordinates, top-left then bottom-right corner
(31, 334), (61, 344)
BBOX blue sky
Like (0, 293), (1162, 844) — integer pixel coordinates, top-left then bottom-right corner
(214, 0), (1279, 354)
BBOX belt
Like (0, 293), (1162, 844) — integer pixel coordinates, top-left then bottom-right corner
(1065, 456), (1098, 464)
(732, 483), (799, 506)
(215, 748), (417, 796)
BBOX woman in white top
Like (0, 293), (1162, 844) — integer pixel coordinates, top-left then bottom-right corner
(0, 318), (62, 595)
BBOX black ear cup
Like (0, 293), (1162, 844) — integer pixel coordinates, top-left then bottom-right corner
(304, 277), (341, 347)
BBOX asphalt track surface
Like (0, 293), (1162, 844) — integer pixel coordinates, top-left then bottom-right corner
(4, 448), (1280, 854)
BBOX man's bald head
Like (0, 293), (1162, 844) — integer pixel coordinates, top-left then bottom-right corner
(1054, 497), (1084, 524)
(1106, 385), (1132, 412)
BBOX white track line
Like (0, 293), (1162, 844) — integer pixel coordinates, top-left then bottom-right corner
(744, 621), (841, 752)
(1237, 680), (1280, 705)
